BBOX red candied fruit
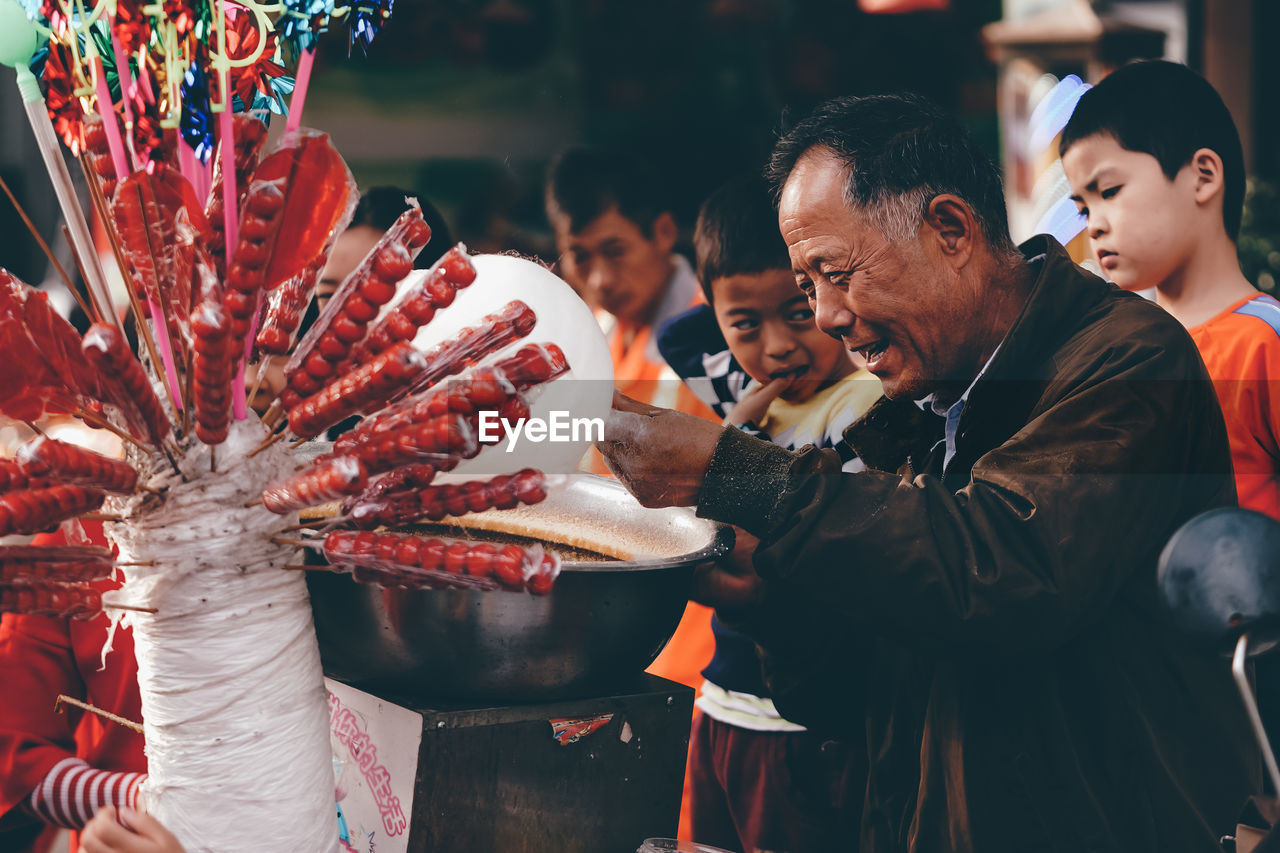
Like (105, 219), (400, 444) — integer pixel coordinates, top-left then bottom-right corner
(465, 543), (497, 578)
(440, 250), (476, 285)
(443, 541), (470, 575)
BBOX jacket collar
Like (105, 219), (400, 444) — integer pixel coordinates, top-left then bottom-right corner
(977, 234), (1112, 385)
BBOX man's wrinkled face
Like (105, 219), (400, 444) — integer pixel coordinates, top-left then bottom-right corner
(554, 207), (675, 324)
(778, 148), (976, 401)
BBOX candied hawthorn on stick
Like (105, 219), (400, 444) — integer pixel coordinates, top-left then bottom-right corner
(191, 302), (235, 445)
(340, 463), (439, 515)
(321, 529), (561, 594)
(1, 555), (115, 584)
(256, 259), (324, 355)
(334, 343), (567, 456)
(224, 132), (354, 360)
(206, 114), (269, 271)
(0, 544), (114, 563)
(110, 165), (209, 343)
(82, 114), (121, 202)
(347, 245), (475, 365)
(0, 487), (107, 537)
(0, 581), (105, 619)
(401, 300), (538, 399)
(261, 456), (368, 514)
(0, 272), (114, 424)
(282, 205), (432, 405)
(0, 459), (51, 496)
(15, 436), (139, 494)
(247, 131), (355, 293)
(81, 324), (173, 446)
(286, 342), (428, 440)
(346, 468), (546, 529)
(348, 413), (479, 474)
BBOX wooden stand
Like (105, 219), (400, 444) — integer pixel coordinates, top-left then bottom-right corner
(326, 676), (694, 853)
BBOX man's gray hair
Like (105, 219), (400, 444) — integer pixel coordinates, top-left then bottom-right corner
(766, 93), (1020, 257)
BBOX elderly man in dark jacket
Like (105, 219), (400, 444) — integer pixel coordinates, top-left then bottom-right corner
(599, 93), (1259, 852)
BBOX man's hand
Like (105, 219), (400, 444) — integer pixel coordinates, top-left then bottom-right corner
(596, 391), (726, 508)
(78, 806), (185, 853)
(692, 527), (764, 612)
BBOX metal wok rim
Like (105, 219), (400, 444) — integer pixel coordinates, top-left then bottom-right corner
(557, 521), (735, 572)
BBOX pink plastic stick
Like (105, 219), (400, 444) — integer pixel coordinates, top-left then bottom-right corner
(147, 298), (184, 410)
(111, 35), (133, 122)
(109, 34), (140, 171)
(178, 144), (197, 195)
(218, 96), (238, 263)
(137, 58), (155, 105)
(284, 48), (315, 136)
(91, 57), (129, 182)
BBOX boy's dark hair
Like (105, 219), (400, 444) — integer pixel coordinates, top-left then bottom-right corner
(765, 93), (1018, 256)
(693, 175), (791, 303)
(544, 147), (669, 236)
(352, 186), (454, 268)
(1059, 60), (1245, 240)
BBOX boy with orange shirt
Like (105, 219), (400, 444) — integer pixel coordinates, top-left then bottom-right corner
(1062, 60), (1280, 522)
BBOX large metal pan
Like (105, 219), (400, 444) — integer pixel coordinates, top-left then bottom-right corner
(308, 474), (733, 701)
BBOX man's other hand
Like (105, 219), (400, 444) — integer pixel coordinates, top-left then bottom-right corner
(596, 391), (725, 508)
(692, 527), (764, 612)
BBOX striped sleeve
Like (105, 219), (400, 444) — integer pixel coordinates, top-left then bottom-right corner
(655, 304), (751, 419)
(24, 757), (144, 829)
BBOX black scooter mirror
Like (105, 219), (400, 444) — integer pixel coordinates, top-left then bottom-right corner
(1158, 507), (1280, 656)
(1159, 506), (1280, 797)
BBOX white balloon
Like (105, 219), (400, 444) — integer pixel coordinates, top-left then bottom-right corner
(405, 252), (613, 476)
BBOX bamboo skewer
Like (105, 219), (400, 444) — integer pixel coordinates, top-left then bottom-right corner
(280, 518), (330, 532)
(0, 173), (93, 320)
(261, 403), (286, 431)
(107, 603), (158, 615)
(246, 429), (287, 459)
(180, 346), (194, 439)
(246, 362), (269, 412)
(55, 694), (144, 734)
(74, 406), (151, 454)
(81, 512), (124, 523)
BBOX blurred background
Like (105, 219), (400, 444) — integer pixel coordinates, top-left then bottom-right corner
(2, 0), (1277, 295)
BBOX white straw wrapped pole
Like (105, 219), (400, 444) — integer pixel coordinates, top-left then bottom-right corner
(108, 420), (338, 853)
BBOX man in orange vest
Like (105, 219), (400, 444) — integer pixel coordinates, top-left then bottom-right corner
(545, 148), (716, 838)
(546, 147), (717, 689)
(546, 148), (718, 422)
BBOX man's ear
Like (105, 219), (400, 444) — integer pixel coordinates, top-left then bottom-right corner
(651, 211), (678, 253)
(1190, 147), (1226, 205)
(923, 194), (975, 270)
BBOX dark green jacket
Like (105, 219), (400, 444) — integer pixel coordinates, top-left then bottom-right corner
(698, 236), (1260, 852)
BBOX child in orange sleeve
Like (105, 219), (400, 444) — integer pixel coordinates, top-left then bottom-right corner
(1062, 59), (1280, 520)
